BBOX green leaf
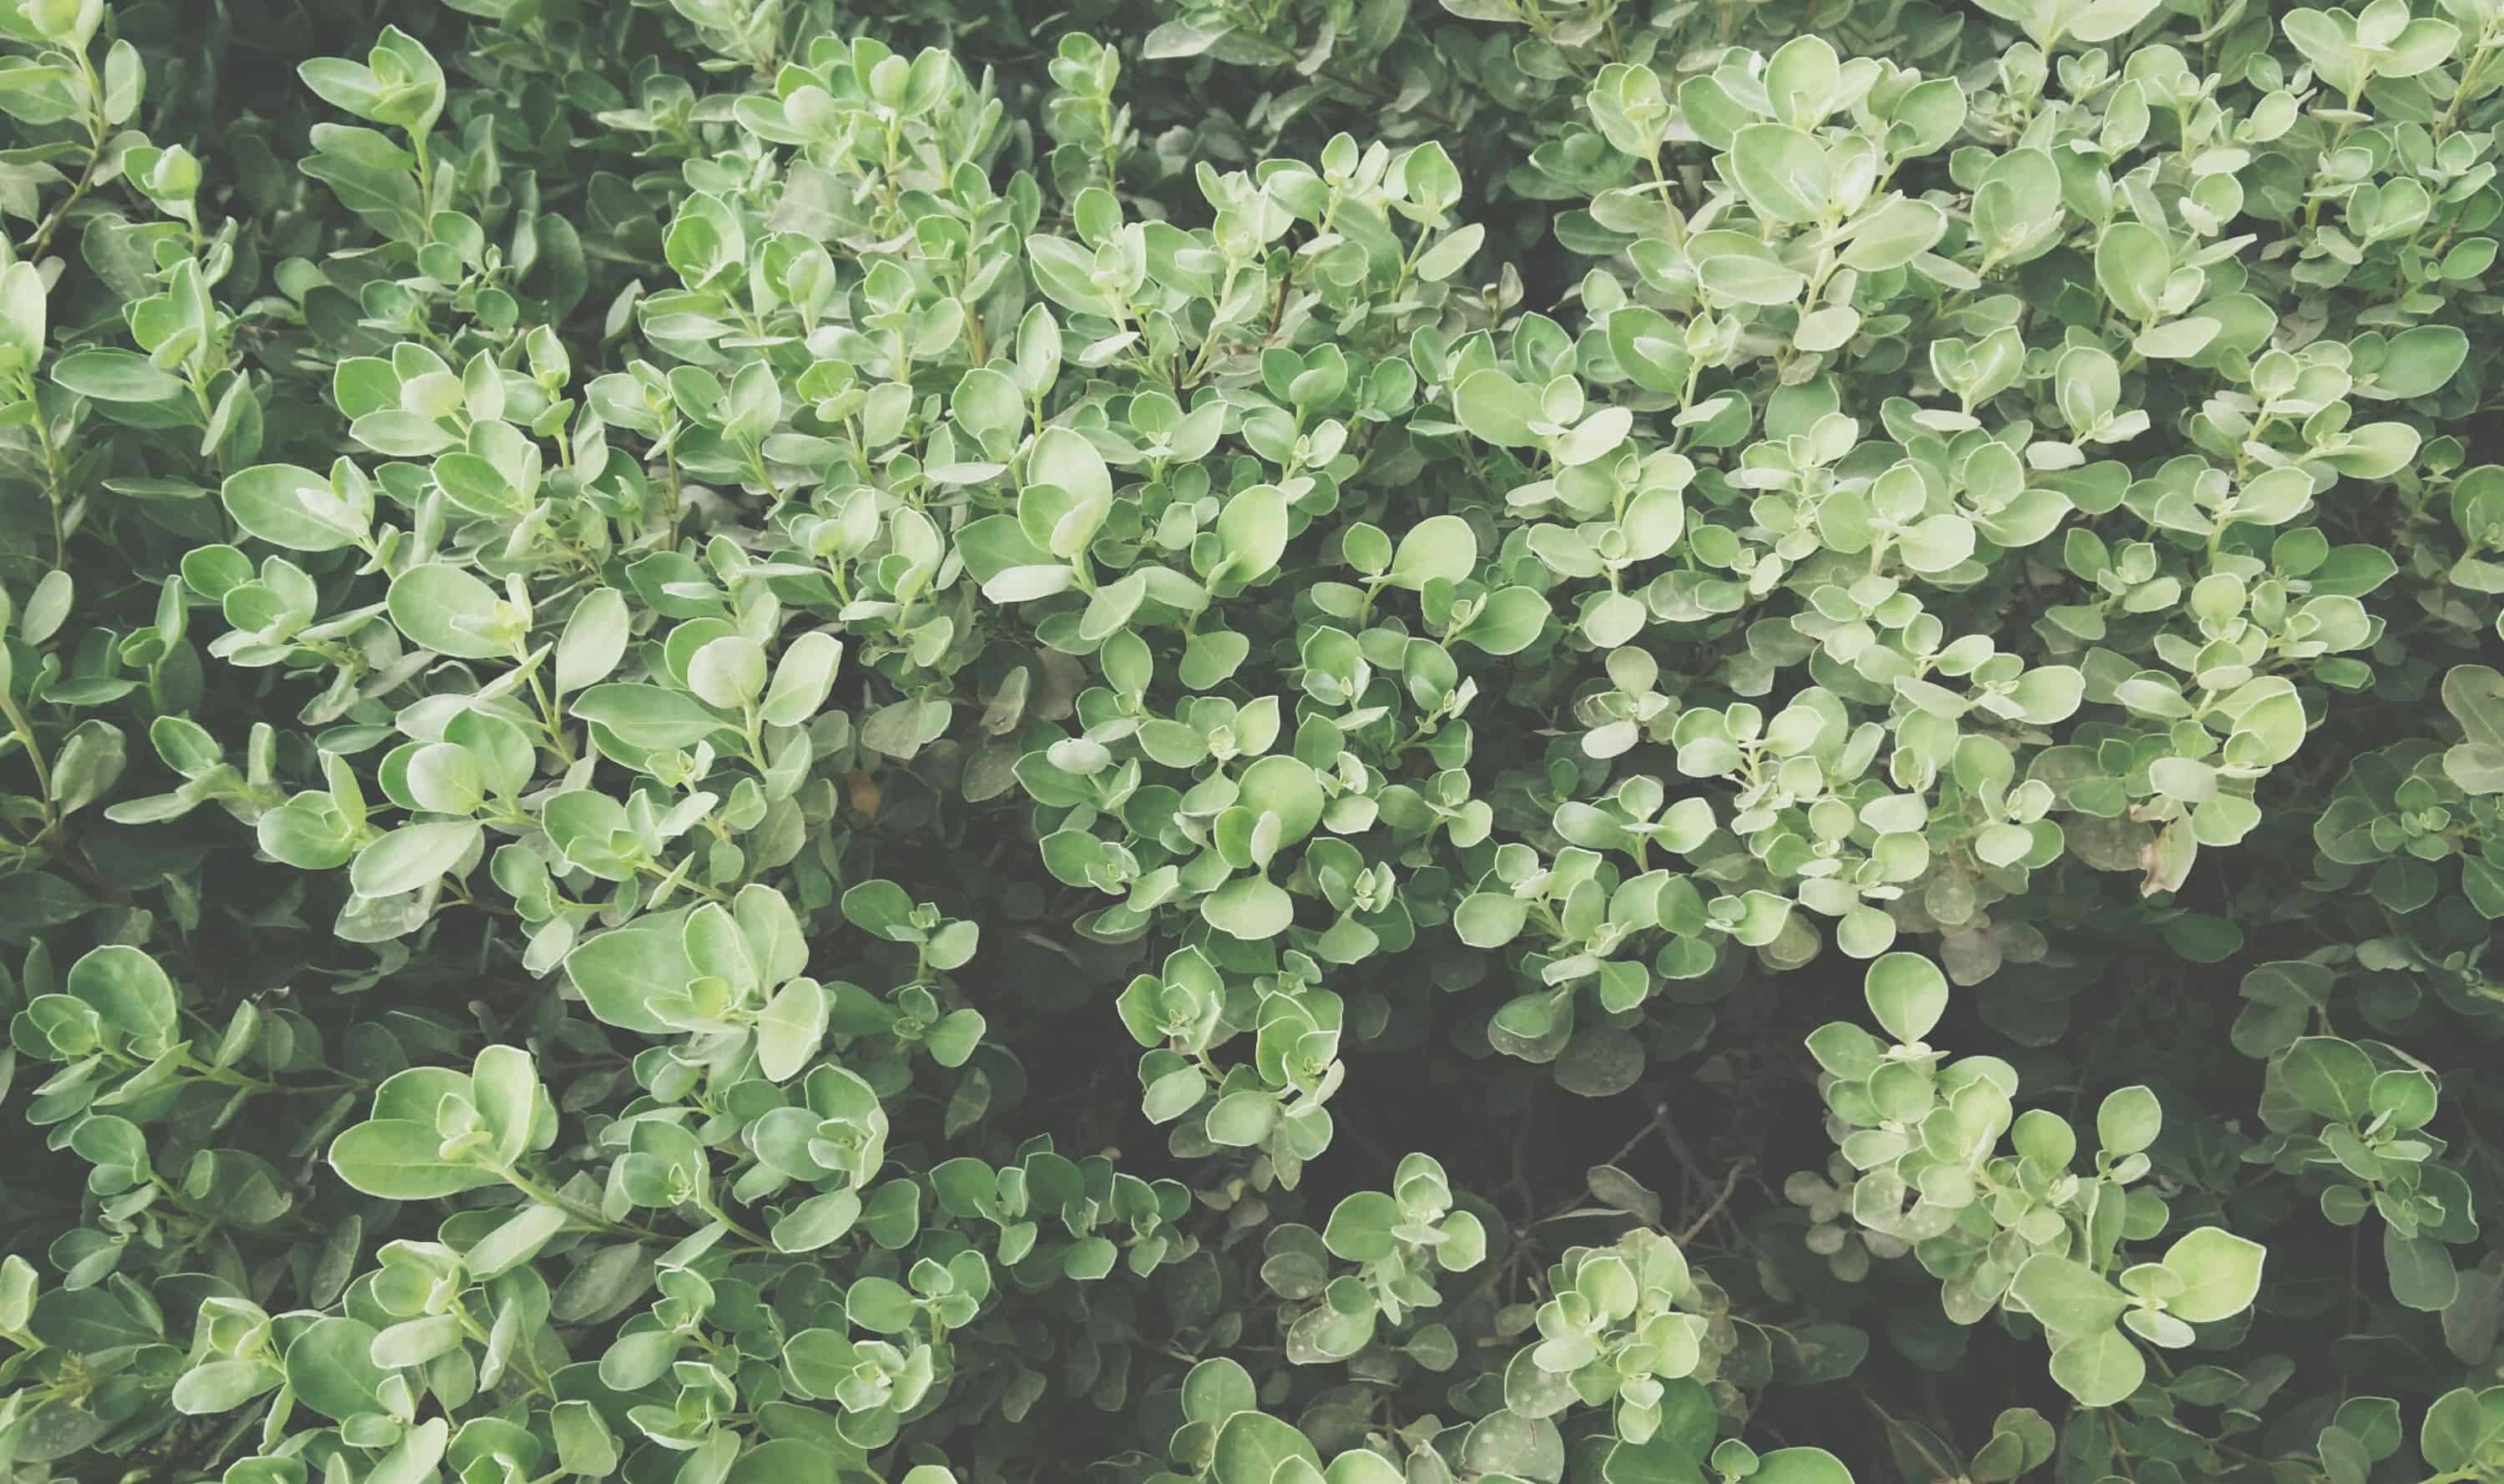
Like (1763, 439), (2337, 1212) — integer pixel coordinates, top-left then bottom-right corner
(551, 1401), (621, 1477)
(171, 1359), (279, 1416)
(1461, 1411), (1563, 1478)
(984, 564), (1075, 602)
(1842, 196), (1946, 270)
(2064, 0), (2162, 42)
(1897, 514), (1974, 573)
(20, 568), (68, 645)
(328, 1119), (501, 1199)
(761, 631), (843, 727)
(1454, 370), (1541, 447)
(284, 1318), (391, 1421)
(66, 945), (178, 1047)
(53, 349), (184, 403)
(688, 635), (767, 709)
(350, 820), (480, 898)
(1203, 876), (1294, 939)
(29, 1285), (155, 1353)
(572, 684), (733, 750)
(1028, 425), (1112, 508)
(1238, 755), (1325, 844)
(1698, 254), (1807, 305)
(1390, 514), (1477, 590)
(2010, 1254), (2130, 1336)
(1205, 1090), (1280, 1146)
(2149, 1229), (2262, 1325)
(469, 1044), (538, 1167)
(2093, 222), (2167, 322)
(1750, 1449), (1854, 1484)
(1456, 588), (1551, 654)
(1728, 124), (1831, 223)
(2278, 1037), (2375, 1123)
(387, 563), (512, 659)
(2095, 1085), (2161, 1157)
(2047, 1325), (2144, 1407)
(564, 925), (689, 1035)
(557, 588), (631, 693)
(2420, 1388), (2504, 1471)
(2370, 326), (2467, 397)
(847, 1275), (917, 1331)
(0, 261), (44, 364)
(2385, 1229), (2458, 1311)
(1214, 484), (1290, 583)
(465, 1204), (567, 1279)
(1322, 1190), (1400, 1261)
(757, 977), (829, 1081)
(1603, 1381), (1719, 1484)
(773, 1189), (863, 1253)
(1864, 952), (1946, 1043)
(1326, 1451), (1404, 1484)
(1213, 1412), (1321, 1484)
(1456, 892), (1529, 948)
(1607, 307), (1693, 393)
(220, 463), (363, 552)
(1184, 1357), (1259, 1424)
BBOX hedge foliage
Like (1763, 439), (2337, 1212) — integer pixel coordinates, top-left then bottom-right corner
(4, 0), (2504, 1479)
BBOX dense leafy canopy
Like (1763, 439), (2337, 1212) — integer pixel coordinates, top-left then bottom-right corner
(3, 0), (2504, 1481)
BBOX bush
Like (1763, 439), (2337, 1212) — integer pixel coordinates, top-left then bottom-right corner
(4, 0), (2504, 1478)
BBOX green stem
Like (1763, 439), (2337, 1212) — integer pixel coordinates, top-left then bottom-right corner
(2303, 98), (2361, 231)
(0, 691), (54, 817)
(696, 1194), (771, 1249)
(639, 859), (729, 903)
(452, 1299), (553, 1396)
(524, 668), (578, 766)
(1179, 264), (1244, 387)
(24, 53), (106, 262)
(2436, 42), (2496, 136)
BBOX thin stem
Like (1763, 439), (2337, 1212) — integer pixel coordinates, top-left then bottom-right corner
(696, 1194), (771, 1249)
(2436, 41), (2496, 136)
(0, 691), (55, 815)
(524, 667), (578, 766)
(24, 52), (107, 262)
(1677, 1158), (1752, 1243)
